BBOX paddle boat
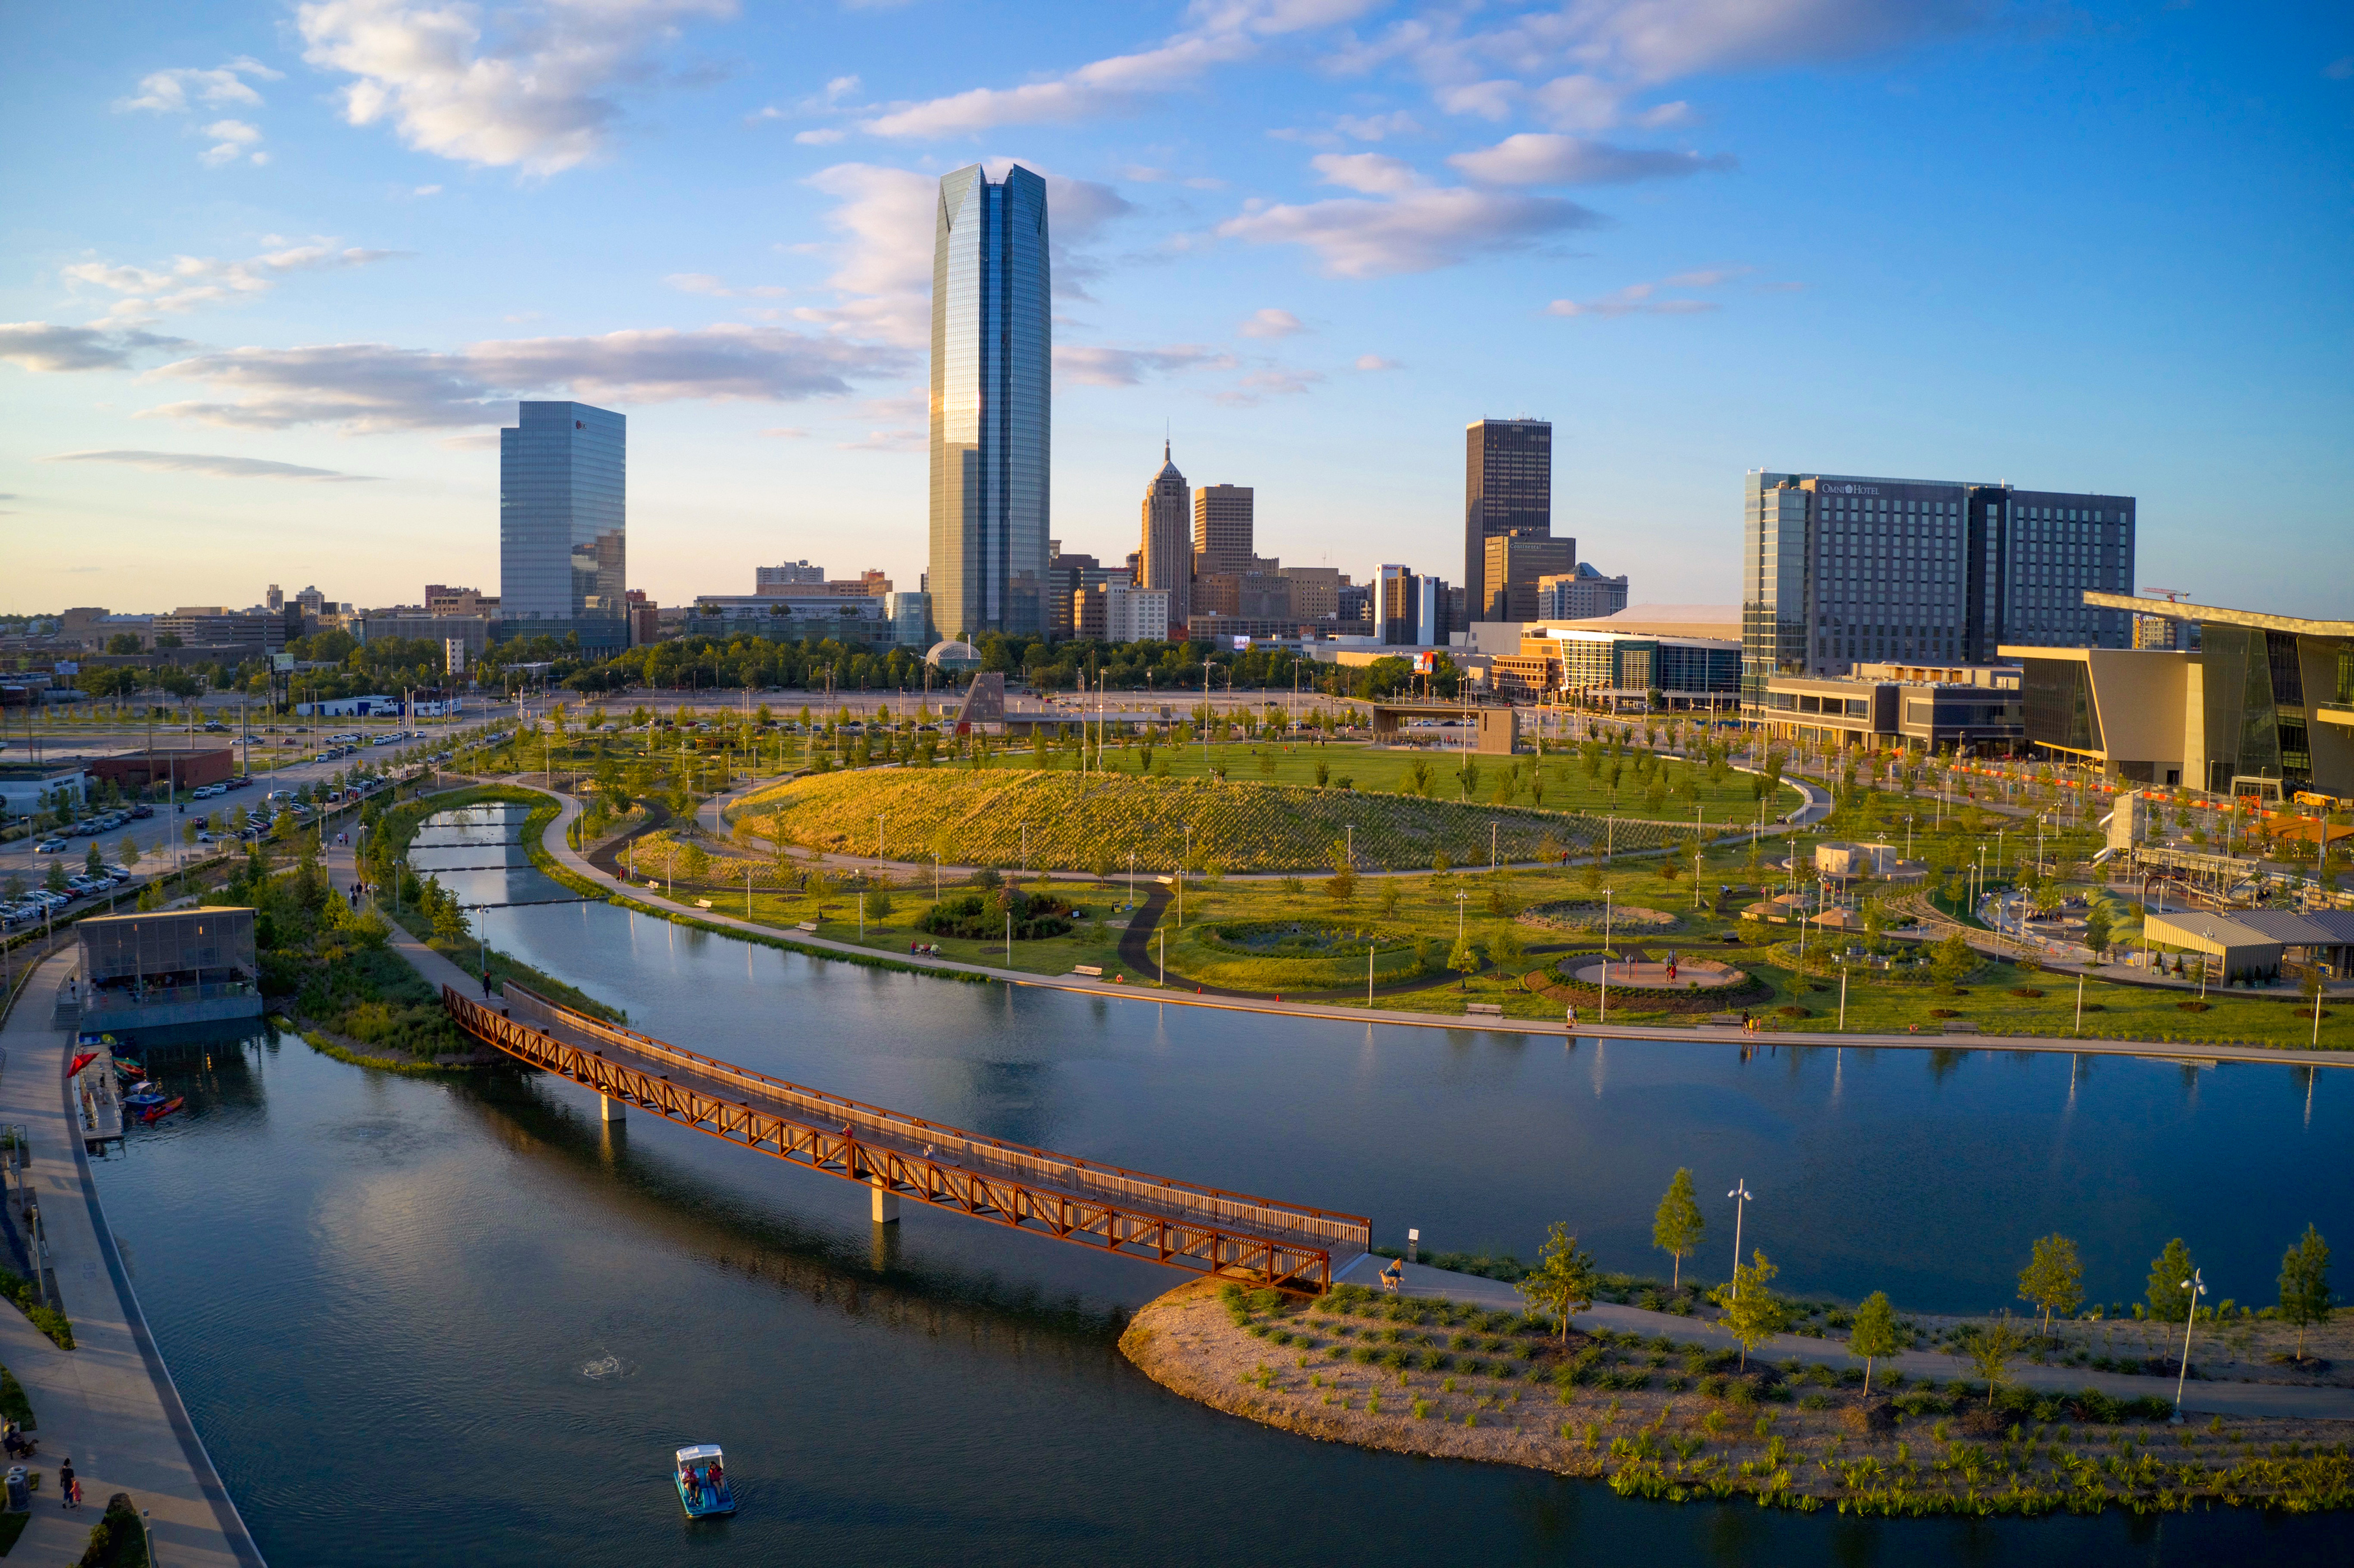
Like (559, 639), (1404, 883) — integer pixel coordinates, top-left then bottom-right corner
(674, 1444), (735, 1517)
(123, 1082), (169, 1111)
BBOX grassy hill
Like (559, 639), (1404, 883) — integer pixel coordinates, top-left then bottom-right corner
(735, 769), (1719, 873)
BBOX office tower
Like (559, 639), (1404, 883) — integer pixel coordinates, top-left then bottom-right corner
(929, 163), (1051, 641)
(498, 401), (627, 648)
(1481, 535), (1575, 621)
(1046, 542), (1101, 638)
(265, 584), (283, 613)
(1537, 562), (1628, 620)
(756, 561), (827, 592)
(1140, 442), (1192, 631)
(1193, 484), (1254, 577)
(1465, 418), (1553, 621)
(1276, 566), (1341, 620)
(1741, 470), (2135, 704)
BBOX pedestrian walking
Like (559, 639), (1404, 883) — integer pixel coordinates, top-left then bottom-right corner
(57, 1459), (73, 1509)
(1564, 1003), (1577, 1031)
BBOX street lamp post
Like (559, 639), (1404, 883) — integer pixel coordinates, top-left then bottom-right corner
(1726, 1180), (1754, 1298)
(2171, 1268), (2206, 1422)
(1601, 887), (1614, 1022)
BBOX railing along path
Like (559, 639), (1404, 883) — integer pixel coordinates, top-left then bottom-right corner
(444, 985), (1368, 1289)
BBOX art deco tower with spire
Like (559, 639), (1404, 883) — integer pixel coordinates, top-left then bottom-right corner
(1139, 439), (1191, 633)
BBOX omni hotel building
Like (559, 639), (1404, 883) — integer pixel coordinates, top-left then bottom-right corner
(1743, 470), (2135, 706)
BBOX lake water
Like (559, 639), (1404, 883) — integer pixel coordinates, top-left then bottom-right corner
(86, 806), (2351, 1564)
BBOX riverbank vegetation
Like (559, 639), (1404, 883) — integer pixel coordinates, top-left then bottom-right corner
(1123, 1277), (2353, 1517)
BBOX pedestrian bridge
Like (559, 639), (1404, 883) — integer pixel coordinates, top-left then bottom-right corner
(443, 985), (1369, 1290)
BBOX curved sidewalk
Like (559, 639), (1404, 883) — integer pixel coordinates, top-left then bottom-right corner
(0, 952), (266, 1566)
(511, 785), (2353, 1071)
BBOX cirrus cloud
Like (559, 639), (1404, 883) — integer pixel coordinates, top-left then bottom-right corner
(1054, 343), (1235, 387)
(135, 323), (908, 433)
(1220, 183), (1601, 278)
(1448, 132), (1735, 185)
(44, 449), (379, 483)
(0, 323), (194, 374)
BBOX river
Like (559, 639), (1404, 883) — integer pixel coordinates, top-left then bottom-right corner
(87, 805), (2350, 1564)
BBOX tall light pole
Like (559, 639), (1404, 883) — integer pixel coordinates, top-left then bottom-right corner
(2171, 1268), (2205, 1422)
(1726, 1180), (1754, 1298)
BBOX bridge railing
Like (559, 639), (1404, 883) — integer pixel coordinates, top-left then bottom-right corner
(494, 985), (1371, 1256)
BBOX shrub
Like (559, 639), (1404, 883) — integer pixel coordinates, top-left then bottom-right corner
(915, 889), (1074, 941)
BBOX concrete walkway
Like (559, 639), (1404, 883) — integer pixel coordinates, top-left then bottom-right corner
(0, 952), (265, 1565)
(1334, 1256), (2354, 1422)
(495, 783), (2354, 1071)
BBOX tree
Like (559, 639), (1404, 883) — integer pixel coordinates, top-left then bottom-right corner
(1447, 932), (1480, 987)
(45, 861), (69, 894)
(2145, 1237), (2199, 1323)
(678, 841), (711, 881)
(1931, 932), (1976, 992)
(1847, 1291), (1903, 1395)
(85, 841), (105, 875)
(1517, 1222), (1599, 1340)
(2277, 1224), (2333, 1362)
(1709, 1252), (1787, 1370)
(2017, 1234), (2084, 1338)
(1651, 1168), (1706, 1291)
(2083, 907), (2113, 959)
(1958, 1311), (2025, 1408)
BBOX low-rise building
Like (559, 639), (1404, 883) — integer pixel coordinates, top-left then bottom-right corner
(688, 593), (889, 641)
(1751, 664), (2023, 753)
(1536, 563), (1629, 621)
(1509, 627), (1741, 708)
(0, 763), (87, 816)
(78, 907), (263, 1028)
(86, 748), (235, 791)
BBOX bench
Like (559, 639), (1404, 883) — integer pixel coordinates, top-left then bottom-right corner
(1465, 1002), (1505, 1017)
(795, 920), (819, 933)
(1071, 964), (1104, 977)
(694, 899), (713, 909)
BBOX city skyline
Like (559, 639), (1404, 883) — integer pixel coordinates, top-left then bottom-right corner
(3, 4), (2348, 618)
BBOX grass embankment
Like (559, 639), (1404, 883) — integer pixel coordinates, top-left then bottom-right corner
(735, 769), (1714, 874)
(0, 1267), (74, 1350)
(952, 736), (1796, 825)
(1123, 1280), (2354, 1518)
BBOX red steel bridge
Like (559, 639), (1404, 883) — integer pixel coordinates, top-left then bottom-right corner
(444, 985), (1369, 1290)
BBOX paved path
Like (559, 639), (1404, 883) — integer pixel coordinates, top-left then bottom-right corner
(489, 785), (2354, 1071)
(1336, 1257), (2354, 1422)
(0, 952), (265, 1565)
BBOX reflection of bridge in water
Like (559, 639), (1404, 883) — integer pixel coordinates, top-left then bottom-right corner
(444, 986), (1368, 1289)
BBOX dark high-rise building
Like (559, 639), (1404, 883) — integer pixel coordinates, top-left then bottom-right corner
(1482, 534), (1575, 621)
(1741, 469), (2136, 705)
(498, 401), (627, 649)
(1465, 417), (1553, 621)
(929, 163), (1050, 641)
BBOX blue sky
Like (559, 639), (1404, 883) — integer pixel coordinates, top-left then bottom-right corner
(4, 1), (2349, 619)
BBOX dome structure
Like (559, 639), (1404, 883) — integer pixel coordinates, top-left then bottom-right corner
(926, 639), (983, 672)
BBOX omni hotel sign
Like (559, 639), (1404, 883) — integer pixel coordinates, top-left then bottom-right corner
(1815, 483), (1883, 497)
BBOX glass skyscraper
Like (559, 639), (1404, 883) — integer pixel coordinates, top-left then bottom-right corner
(929, 164), (1050, 641)
(1465, 418), (1553, 623)
(499, 401), (627, 648)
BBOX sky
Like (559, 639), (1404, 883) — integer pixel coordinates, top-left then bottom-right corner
(3, 1), (2350, 620)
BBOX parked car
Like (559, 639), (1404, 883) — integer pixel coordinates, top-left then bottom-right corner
(131, 804), (154, 819)
(35, 838), (67, 853)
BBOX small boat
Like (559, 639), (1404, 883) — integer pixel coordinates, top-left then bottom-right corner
(112, 1059), (146, 1078)
(674, 1444), (735, 1518)
(124, 1082), (169, 1110)
(136, 1097), (184, 1125)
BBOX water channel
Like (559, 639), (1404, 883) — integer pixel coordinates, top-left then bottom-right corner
(89, 806), (2351, 1564)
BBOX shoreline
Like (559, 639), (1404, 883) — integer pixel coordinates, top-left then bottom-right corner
(1120, 1275), (2354, 1518)
(478, 778), (2354, 1069)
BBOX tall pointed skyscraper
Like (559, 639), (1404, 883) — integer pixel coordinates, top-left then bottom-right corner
(1139, 440), (1191, 633)
(929, 163), (1051, 641)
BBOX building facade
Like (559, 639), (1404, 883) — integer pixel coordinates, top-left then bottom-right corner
(929, 163), (1051, 641)
(755, 561), (827, 592)
(1465, 418), (1553, 623)
(1742, 470), (2135, 706)
(1139, 443), (1192, 632)
(499, 401), (627, 649)
(1536, 562), (1628, 620)
(1193, 484), (1254, 577)
(1481, 534), (1575, 622)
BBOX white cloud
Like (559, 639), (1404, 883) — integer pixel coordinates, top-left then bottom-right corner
(1310, 151), (1422, 193)
(1546, 267), (1753, 318)
(860, 0), (1380, 138)
(1054, 344), (1234, 387)
(1333, 109), (1419, 141)
(759, 426), (809, 439)
(136, 324), (909, 433)
(1354, 353), (1400, 370)
(296, 0), (738, 175)
(413, 183), (443, 196)
(62, 242), (405, 325)
(1332, 1), (1982, 131)
(44, 449), (378, 482)
(117, 58), (282, 115)
(1220, 184), (1601, 278)
(200, 119), (267, 166)
(1238, 307), (1306, 338)
(1448, 132), (1734, 185)
(0, 323), (194, 374)
(1216, 367), (1323, 405)
(794, 127), (846, 145)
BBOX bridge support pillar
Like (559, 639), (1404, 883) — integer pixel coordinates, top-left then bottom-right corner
(870, 1176), (900, 1224)
(601, 1093), (625, 1124)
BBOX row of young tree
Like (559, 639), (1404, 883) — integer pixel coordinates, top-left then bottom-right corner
(1507, 1169), (2335, 1400)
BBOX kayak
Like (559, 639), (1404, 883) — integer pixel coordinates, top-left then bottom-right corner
(137, 1097), (184, 1124)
